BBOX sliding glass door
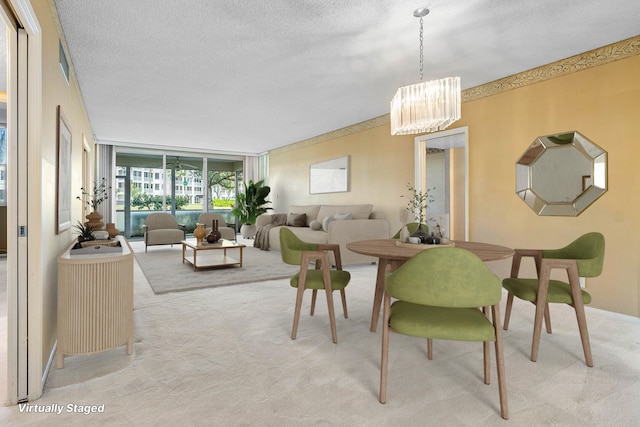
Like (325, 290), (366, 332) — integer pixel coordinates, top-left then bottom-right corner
(115, 151), (244, 238)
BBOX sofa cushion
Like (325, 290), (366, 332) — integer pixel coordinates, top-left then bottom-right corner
(317, 204), (373, 221)
(287, 213), (307, 227)
(288, 205), (321, 226)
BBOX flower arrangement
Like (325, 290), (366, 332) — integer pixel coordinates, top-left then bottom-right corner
(77, 178), (111, 210)
(401, 183), (435, 224)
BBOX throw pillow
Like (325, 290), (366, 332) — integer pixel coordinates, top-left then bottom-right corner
(333, 213), (352, 221)
(287, 213), (307, 227)
(322, 215), (334, 232)
(322, 213), (352, 232)
(309, 220), (322, 231)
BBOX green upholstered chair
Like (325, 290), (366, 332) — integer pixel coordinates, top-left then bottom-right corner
(379, 247), (508, 420)
(279, 228), (351, 343)
(502, 232), (605, 367)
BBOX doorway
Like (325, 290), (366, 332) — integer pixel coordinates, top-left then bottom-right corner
(0, 11), (9, 405)
(414, 126), (469, 241)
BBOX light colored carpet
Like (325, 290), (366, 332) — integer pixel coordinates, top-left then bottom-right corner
(1, 255), (639, 426)
(134, 240), (299, 294)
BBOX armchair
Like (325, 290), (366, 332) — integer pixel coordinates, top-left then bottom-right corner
(279, 227), (350, 343)
(502, 232), (605, 366)
(380, 247), (508, 419)
(143, 213), (186, 252)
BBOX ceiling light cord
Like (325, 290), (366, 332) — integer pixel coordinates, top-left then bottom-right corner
(419, 15), (424, 81)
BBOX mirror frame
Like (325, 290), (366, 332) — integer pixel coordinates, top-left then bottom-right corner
(516, 131), (607, 216)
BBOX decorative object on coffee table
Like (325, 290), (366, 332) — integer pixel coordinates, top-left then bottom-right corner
(193, 223), (206, 246)
(206, 219), (222, 243)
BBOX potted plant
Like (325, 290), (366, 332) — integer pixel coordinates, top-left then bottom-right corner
(77, 178), (111, 230)
(401, 183), (435, 243)
(72, 220), (96, 243)
(231, 179), (272, 238)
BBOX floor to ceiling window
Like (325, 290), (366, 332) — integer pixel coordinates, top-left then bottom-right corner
(115, 150), (243, 238)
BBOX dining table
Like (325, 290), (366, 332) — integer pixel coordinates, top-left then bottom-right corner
(346, 239), (515, 332)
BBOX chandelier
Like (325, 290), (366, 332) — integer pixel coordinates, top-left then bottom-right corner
(390, 8), (461, 135)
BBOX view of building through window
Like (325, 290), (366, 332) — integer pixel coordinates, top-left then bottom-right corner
(115, 152), (242, 238)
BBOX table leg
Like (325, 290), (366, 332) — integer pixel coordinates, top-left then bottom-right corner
(193, 248), (197, 271)
(182, 243), (185, 264)
(371, 258), (391, 332)
(239, 246), (243, 267)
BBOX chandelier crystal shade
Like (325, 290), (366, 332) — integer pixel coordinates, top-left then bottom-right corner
(390, 8), (461, 135)
(390, 76), (461, 134)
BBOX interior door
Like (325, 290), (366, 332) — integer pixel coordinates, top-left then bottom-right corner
(1, 8), (26, 403)
(415, 127), (469, 241)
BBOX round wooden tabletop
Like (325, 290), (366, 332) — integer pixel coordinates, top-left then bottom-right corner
(347, 239), (514, 262)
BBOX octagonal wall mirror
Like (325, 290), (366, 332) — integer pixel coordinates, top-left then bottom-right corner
(516, 131), (607, 216)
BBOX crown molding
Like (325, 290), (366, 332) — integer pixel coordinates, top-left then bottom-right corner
(272, 34), (640, 155)
(270, 115), (390, 155)
(462, 34), (640, 102)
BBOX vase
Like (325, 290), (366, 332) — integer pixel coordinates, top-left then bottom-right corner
(85, 211), (104, 231)
(410, 223), (430, 243)
(206, 219), (222, 243)
(240, 224), (257, 239)
(193, 223), (206, 246)
(399, 225), (410, 243)
(106, 223), (120, 237)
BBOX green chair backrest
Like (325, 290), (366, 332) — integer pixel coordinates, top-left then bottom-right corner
(279, 228), (319, 266)
(542, 232), (605, 277)
(386, 247), (501, 308)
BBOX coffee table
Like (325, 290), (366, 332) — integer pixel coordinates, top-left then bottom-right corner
(181, 239), (246, 271)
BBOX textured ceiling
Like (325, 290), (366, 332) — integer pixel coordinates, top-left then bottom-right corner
(53, 0), (640, 155)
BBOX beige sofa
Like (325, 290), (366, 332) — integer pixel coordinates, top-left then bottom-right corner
(255, 204), (389, 265)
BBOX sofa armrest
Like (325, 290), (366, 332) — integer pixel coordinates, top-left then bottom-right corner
(328, 218), (390, 242)
(256, 213), (274, 228)
(327, 219), (390, 264)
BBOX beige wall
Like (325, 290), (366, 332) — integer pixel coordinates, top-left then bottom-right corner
(34, 0), (95, 369)
(269, 50), (640, 317)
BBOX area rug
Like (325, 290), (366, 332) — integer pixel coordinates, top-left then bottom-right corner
(134, 244), (299, 294)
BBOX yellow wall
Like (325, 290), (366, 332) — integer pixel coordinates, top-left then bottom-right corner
(34, 0), (96, 369)
(269, 51), (640, 317)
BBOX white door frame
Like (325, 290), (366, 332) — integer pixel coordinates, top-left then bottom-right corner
(414, 126), (469, 240)
(5, 0), (42, 404)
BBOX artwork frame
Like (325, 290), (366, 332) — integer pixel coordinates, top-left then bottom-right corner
(56, 105), (72, 234)
(309, 155), (349, 194)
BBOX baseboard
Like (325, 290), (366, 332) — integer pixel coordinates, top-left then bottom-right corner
(41, 340), (57, 393)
